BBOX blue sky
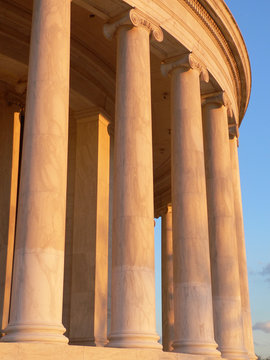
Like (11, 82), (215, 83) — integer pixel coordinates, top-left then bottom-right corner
(154, 0), (270, 356)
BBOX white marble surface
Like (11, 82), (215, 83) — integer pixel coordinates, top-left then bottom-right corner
(169, 63), (218, 356)
(1, 0), (71, 343)
(69, 113), (110, 346)
(230, 137), (256, 360)
(161, 205), (174, 352)
(109, 23), (160, 349)
(202, 101), (247, 359)
(0, 343), (222, 360)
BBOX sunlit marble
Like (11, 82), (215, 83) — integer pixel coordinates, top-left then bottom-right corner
(230, 135), (256, 360)
(161, 204), (174, 352)
(202, 95), (247, 360)
(69, 112), (110, 346)
(162, 55), (219, 356)
(106, 15), (162, 349)
(1, 0), (71, 343)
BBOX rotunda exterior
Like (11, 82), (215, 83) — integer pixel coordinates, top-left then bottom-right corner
(0, 0), (254, 359)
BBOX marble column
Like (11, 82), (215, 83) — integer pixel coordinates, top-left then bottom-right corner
(202, 93), (247, 359)
(0, 99), (20, 336)
(229, 128), (256, 360)
(107, 123), (114, 338)
(104, 9), (163, 349)
(69, 111), (110, 347)
(162, 54), (219, 356)
(1, 0), (71, 343)
(161, 204), (174, 352)
(62, 113), (77, 339)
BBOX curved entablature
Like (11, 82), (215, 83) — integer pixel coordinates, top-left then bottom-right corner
(0, 0), (251, 123)
(0, 0), (256, 356)
(119, 0), (251, 124)
(0, 0), (251, 216)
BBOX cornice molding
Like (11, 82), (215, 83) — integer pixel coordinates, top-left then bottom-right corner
(182, 0), (241, 105)
(103, 8), (163, 42)
(161, 53), (209, 82)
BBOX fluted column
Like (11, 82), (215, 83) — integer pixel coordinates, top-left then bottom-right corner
(202, 93), (247, 359)
(1, 0), (71, 343)
(229, 127), (256, 360)
(162, 54), (219, 356)
(161, 204), (174, 352)
(103, 10), (163, 349)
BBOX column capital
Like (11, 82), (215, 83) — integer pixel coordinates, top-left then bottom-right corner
(103, 8), (163, 42)
(107, 123), (114, 137)
(229, 124), (239, 147)
(156, 203), (172, 218)
(0, 80), (27, 110)
(161, 53), (209, 82)
(202, 91), (233, 118)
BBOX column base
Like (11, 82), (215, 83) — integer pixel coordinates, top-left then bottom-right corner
(69, 337), (108, 347)
(0, 323), (68, 344)
(173, 341), (221, 357)
(107, 332), (162, 349)
(248, 353), (258, 360)
(219, 347), (249, 360)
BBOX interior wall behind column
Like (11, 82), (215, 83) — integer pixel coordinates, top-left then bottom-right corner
(0, 100), (20, 333)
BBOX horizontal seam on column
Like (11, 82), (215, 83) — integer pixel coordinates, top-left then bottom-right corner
(208, 215), (234, 219)
(16, 249), (64, 255)
(174, 282), (211, 286)
(213, 296), (242, 301)
(174, 236), (209, 241)
(112, 215), (154, 220)
(19, 190), (66, 195)
(25, 133), (67, 139)
(112, 266), (154, 273)
(205, 175), (232, 180)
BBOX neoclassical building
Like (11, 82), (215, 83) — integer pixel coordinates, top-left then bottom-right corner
(0, 0), (255, 359)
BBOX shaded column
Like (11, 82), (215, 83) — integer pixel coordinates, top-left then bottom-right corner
(1, 0), (71, 343)
(107, 123), (114, 339)
(69, 111), (110, 346)
(202, 93), (247, 359)
(0, 99), (20, 336)
(229, 127), (256, 360)
(161, 54), (219, 356)
(104, 9), (163, 349)
(62, 113), (77, 339)
(161, 204), (174, 352)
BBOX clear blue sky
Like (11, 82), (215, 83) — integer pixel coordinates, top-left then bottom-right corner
(154, 1), (270, 356)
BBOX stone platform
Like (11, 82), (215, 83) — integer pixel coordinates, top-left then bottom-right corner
(0, 344), (218, 360)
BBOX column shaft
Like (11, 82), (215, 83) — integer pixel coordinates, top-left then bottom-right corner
(230, 136), (256, 360)
(62, 114), (77, 339)
(170, 64), (218, 356)
(108, 24), (160, 349)
(161, 205), (174, 352)
(202, 100), (247, 359)
(1, 0), (71, 343)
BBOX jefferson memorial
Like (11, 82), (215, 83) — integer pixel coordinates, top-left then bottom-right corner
(0, 0), (254, 359)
